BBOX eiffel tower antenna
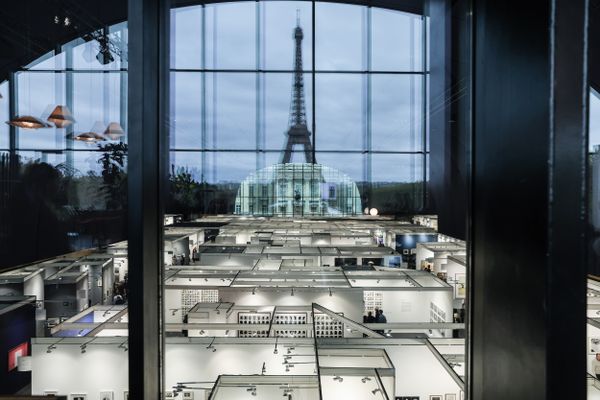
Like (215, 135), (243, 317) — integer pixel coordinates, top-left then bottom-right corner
(281, 11), (315, 164)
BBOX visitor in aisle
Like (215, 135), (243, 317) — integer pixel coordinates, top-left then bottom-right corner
(375, 308), (387, 334)
(363, 311), (376, 336)
(593, 353), (600, 380)
(113, 291), (124, 305)
(366, 311), (376, 324)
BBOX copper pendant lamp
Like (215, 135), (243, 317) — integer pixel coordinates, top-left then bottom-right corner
(47, 105), (76, 128)
(6, 115), (52, 129)
(73, 131), (106, 142)
(103, 122), (126, 140)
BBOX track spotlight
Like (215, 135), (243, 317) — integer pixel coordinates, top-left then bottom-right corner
(361, 377), (371, 383)
(371, 388), (381, 395)
(333, 376), (343, 382)
(46, 344), (57, 353)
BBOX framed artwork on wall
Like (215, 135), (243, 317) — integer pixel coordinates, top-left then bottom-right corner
(182, 391), (194, 399)
(7, 342), (28, 371)
(44, 391), (58, 396)
(100, 391), (113, 400)
(429, 396), (443, 400)
(70, 394), (87, 400)
(445, 395), (457, 400)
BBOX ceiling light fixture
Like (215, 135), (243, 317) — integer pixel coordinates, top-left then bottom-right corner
(73, 131), (106, 142)
(47, 105), (76, 128)
(103, 122), (126, 140)
(6, 115), (52, 129)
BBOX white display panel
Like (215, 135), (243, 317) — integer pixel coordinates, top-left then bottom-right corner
(314, 314), (343, 338)
(273, 312), (308, 338)
(238, 312), (270, 338)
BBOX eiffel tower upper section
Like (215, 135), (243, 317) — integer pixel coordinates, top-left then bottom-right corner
(280, 12), (315, 164)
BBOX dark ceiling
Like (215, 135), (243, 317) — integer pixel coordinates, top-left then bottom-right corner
(0, 0), (127, 81)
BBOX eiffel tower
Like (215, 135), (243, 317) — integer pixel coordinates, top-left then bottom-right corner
(281, 12), (315, 164)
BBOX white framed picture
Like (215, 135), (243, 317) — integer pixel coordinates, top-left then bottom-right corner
(430, 396), (443, 400)
(100, 391), (114, 400)
(445, 394), (457, 400)
(70, 394), (87, 400)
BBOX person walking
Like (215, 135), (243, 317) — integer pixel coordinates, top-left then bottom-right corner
(593, 353), (600, 380)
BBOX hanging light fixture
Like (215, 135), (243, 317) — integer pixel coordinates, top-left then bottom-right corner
(103, 122), (125, 140)
(47, 105), (76, 128)
(73, 131), (106, 142)
(6, 116), (52, 129)
(70, 121), (106, 143)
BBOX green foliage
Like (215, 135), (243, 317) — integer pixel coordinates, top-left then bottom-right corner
(97, 142), (128, 210)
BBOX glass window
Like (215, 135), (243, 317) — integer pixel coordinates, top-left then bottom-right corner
(16, 72), (62, 150)
(315, 3), (364, 70)
(590, 89), (600, 152)
(205, 3), (257, 70)
(210, 73), (256, 150)
(0, 81), (8, 149)
(171, 5), (203, 70)
(264, 73), (313, 151)
(264, 1), (313, 70)
(371, 153), (424, 212)
(371, 74), (423, 151)
(171, 72), (203, 149)
(315, 74), (364, 151)
(371, 9), (423, 71)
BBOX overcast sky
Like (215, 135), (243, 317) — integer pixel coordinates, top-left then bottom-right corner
(2, 2), (428, 184)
